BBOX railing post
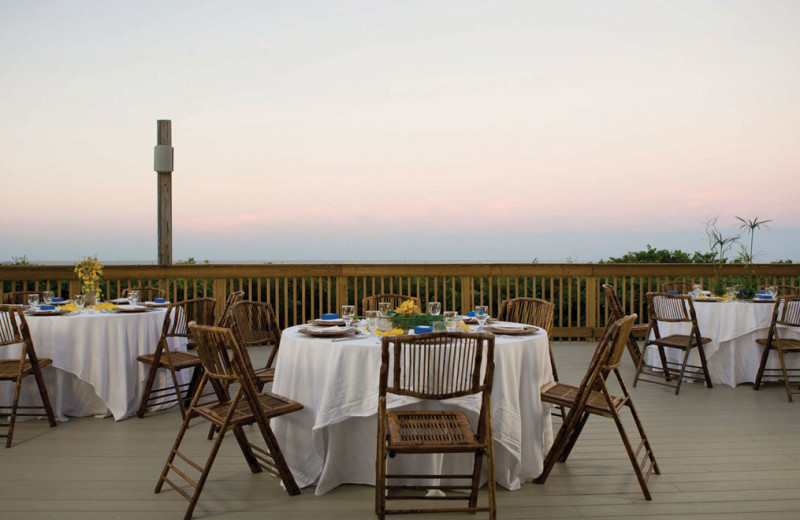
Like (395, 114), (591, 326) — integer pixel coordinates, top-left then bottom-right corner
(460, 276), (474, 315)
(585, 275), (598, 339)
(335, 276), (349, 315)
(212, 278), (227, 321)
(68, 280), (80, 298)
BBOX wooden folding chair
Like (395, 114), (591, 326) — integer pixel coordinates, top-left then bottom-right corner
(363, 294), (421, 313)
(753, 296), (800, 402)
(602, 284), (647, 367)
(535, 314), (660, 500)
(230, 300), (282, 390)
(155, 323), (302, 520)
(0, 305), (57, 447)
(2, 291), (47, 305)
(634, 292), (713, 395)
(215, 291), (244, 329)
(497, 297), (563, 417)
(376, 331), (496, 520)
(660, 281), (697, 294)
(122, 286), (167, 302)
(137, 298), (216, 419)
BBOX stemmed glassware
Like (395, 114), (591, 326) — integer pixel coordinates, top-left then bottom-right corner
(43, 291), (54, 305)
(74, 294), (86, 314)
(378, 302), (392, 317)
(427, 302), (441, 316)
(128, 290), (140, 307)
(27, 294), (40, 310)
(475, 305), (489, 330)
(341, 305), (356, 328)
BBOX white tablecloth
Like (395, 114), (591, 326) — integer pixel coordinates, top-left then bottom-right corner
(271, 325), (554, 495)
(1, 309), (187, 421)
(644, 301), (800, 387)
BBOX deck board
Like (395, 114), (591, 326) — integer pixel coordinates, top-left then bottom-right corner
(1, 342), (799, 519)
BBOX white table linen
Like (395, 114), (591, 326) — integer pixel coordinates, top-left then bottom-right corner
(1, 309), (187, 421)
(271, 325), (554, 495)
(644, 301), (800, 387)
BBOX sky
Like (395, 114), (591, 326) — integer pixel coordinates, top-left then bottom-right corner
(2, 0), (798, 263)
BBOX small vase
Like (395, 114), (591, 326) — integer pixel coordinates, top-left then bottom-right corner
(85, 290), (97, 306)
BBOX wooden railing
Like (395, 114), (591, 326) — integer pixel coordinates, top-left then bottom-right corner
(2, 263), (798, 340)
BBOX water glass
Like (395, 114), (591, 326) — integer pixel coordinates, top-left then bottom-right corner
(365, 310), (381, 335)
(128, 290), (140, 307)
(445, 316), (458, 332)
(443, 310), (458, 319)
(378, 302), (392, 316)
(74, 294), (86, 313)
(341, 305), (356, 328)
(27, 294), (40, 309)
(691, 284), (702, 299)
(427, 302), (441, 316)
(43, 291), (54, 305)
(475, 305), (489, 330)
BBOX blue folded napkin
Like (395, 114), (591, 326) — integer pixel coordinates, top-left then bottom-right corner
(758, 295), (772, 299)
(756, 290), (767, 295)
(414, 325), (433, 334)
(52, 297), (64, 302)
(321, 313), (339, 320)
(154, 298), (166, 304)
(466, 311), (476, 317)
(40, 305), (55, 311)
(667, 291), (678, 295)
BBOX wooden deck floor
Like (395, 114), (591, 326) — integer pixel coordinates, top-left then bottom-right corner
(2, 342), (800, 520)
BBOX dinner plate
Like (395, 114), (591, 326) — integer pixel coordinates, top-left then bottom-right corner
(461, 317), (498, 325)
(115, 306), (151, 313)
(110, 298), (130, 305)
(28, 309), (65, 316)
(484, 324), (540, 336)
(310, 318), (347, 327)
(298, 326), (357, 338)
(144, 301), (171, 308)
(752, 298), (776, 303)
(51, 300), (73, 306)
(694, 298), (720, 302)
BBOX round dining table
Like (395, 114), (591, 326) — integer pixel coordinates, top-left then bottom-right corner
(271, 323), (555, 495)
(644, 300), (800, 387)
(0, 307), (188, 421)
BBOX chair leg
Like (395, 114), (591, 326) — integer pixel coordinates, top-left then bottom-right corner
(230, 424), (262, 473)
(166, 364), (188, 420)
(776, 347), (793, 402)
(252, 415), (301, 496)
(557, 411), (590, 463)
(626, 334), (642, 367)
(696, 342), (713, 389)
(753, 343), (771, 391)
(657, 346), (672, 382)
(673, 349), (692, 395)
(484, 416), (497, 520)
(5, 378), (23, 448)
(534, 405), (583, 485)
(155, 406), (194, 493)
(137, 361), (160, 418)
(609, 405), (653, 500)
(32, 365), (57, 427)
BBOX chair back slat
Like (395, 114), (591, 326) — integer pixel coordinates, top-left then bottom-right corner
(382, 332), (493, 400)
(777, 296), (800, 328)
(216, 291), (244, 328)
(605, 315), (637, 370)
(497, 297), (554, 335)
(648, 293), (691, 323)
(164, 298), (216, 339)
(231, 301), (282, 369)
(603, 285), (625, 322)
(188, 323), (238, 382)
(573, 314), (636, 397)
(0, 305), (23, 347)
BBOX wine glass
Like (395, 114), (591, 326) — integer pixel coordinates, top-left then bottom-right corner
(378, 302), (392, 317)
(341, 305), (355, 328)
(427, 302), (441, 316)
(74, 294), (86, 314)
(43, 291), (54, 305)
(128, 290), (140, 307)
(365, 310), (380, 335)
(475, 305), (489, 330)
(27, 293), (40, 310)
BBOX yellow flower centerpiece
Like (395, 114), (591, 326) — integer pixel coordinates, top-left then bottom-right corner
(74, 256), (104, 303)
(387, 299), (443, 330)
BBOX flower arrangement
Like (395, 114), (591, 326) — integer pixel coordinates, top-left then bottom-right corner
(394, 300), (421, 315)
(74, 256), (104, 299)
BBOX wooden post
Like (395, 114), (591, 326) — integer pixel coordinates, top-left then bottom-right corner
(155, 120), (173, 266)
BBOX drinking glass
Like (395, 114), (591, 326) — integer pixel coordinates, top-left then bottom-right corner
(128, 290), (140, 307)
(443, 310), (458, 319)
(27, 294), (40, 309)
(767, 286), (778, 299)
(725, 287), (736, 300)
(475, 305), (489, 330)
(341, 305), (356, 328)
(74, 294), (86, 314)
(691, 284), (702, 299)
(365, 310), (381, 335)
(43, 291), (54, 305)
(427, 302), (441, 316)
(445, 316), (458, 332)
(378, 302), (392, 317)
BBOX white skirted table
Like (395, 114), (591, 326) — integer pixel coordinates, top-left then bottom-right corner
(1, 308), (187, 421)
(644, 300), (800, 387)
(271, 324), (555, 495)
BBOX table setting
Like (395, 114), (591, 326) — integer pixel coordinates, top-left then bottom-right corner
(271, 300), (555, 495)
